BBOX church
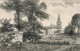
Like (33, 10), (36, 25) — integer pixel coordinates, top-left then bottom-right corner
(44, 13), (62, 35)
(40, 14), (80, 44)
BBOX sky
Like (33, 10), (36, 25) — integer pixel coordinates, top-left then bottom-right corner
(0, 0), (80, 29)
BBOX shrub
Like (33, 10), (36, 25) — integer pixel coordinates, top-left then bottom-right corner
(33, 41), (70, 45)
(23, 32), (42, 42)
(11, 41), (24, 51)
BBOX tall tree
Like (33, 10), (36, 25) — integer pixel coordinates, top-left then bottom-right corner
(22, 0), (49, 42)
(1, 0), (23, 31)
(71, 13), (80, 37)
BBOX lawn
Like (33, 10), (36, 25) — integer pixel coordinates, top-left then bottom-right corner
(0, 43), (61, 51)
(22, 43), (61, 51)
(0, 43), (80, 51)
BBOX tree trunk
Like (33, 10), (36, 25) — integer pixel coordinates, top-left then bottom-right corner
(77, 27), (80, 37)
(45, 29), (48, 35)
(17, 12), (20, 31)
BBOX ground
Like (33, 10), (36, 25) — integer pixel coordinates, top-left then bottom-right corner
(0, 43), (80, 51)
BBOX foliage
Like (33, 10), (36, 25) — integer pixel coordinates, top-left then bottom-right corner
(22, 0), (49, 42)
(0, 19), (15, 50)
(0, 32), (15, 51)
(0, 19), (13, 33)
(0, 33), (15, 43)
(64, 23), (75, 36)
(1, 0), (23, 31)
(71, 13), (80, 35)
(64, 13), (80, 36)
(23, 0), (48, 20)
(1, 0), (49, 42)
(71, 13), (80, 27)
(33, 41), (70, 45)
(40, 2), (47, 10)
(11, 41), (24, 51)
(23, 31), (42, 42)
(1, 0), (23, 12)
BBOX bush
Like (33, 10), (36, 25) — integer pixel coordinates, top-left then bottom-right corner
(33, 41), (70, 45)
(11, 41), (24, 51)
(23, 32), (42, 42)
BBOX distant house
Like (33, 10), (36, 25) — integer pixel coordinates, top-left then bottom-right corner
(44, 13), (62, 35)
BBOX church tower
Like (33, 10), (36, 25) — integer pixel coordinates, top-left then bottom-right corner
(56, 13), (62, 29)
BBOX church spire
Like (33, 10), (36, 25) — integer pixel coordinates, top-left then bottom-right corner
(56, 12), (62, 29)
(57, 12), (61, 23)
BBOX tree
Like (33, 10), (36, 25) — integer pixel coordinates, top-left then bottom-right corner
(64, 23), (75, 37)
(64, 24), (71, 34)
(71, 13), (80, 37)
(1, 0), (23, 31)
(23, 21), (43, 42)
(22, 0), (49, 42)
(0, 19), (13, 33)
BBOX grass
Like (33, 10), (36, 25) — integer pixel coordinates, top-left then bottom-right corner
(22, 43), (61, 51)
(0, 43), (80, 51)
(0, 43), (61, 51)
(65, 45), (80, 51)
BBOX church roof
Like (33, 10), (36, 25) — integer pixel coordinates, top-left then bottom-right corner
(44, 24), (62, 29)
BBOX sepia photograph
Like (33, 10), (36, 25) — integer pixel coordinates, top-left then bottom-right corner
(0, 0), (80, 51)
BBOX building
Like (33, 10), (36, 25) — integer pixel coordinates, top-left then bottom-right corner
(44, 13), (62, 35)
(40, 14), (80, 44)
